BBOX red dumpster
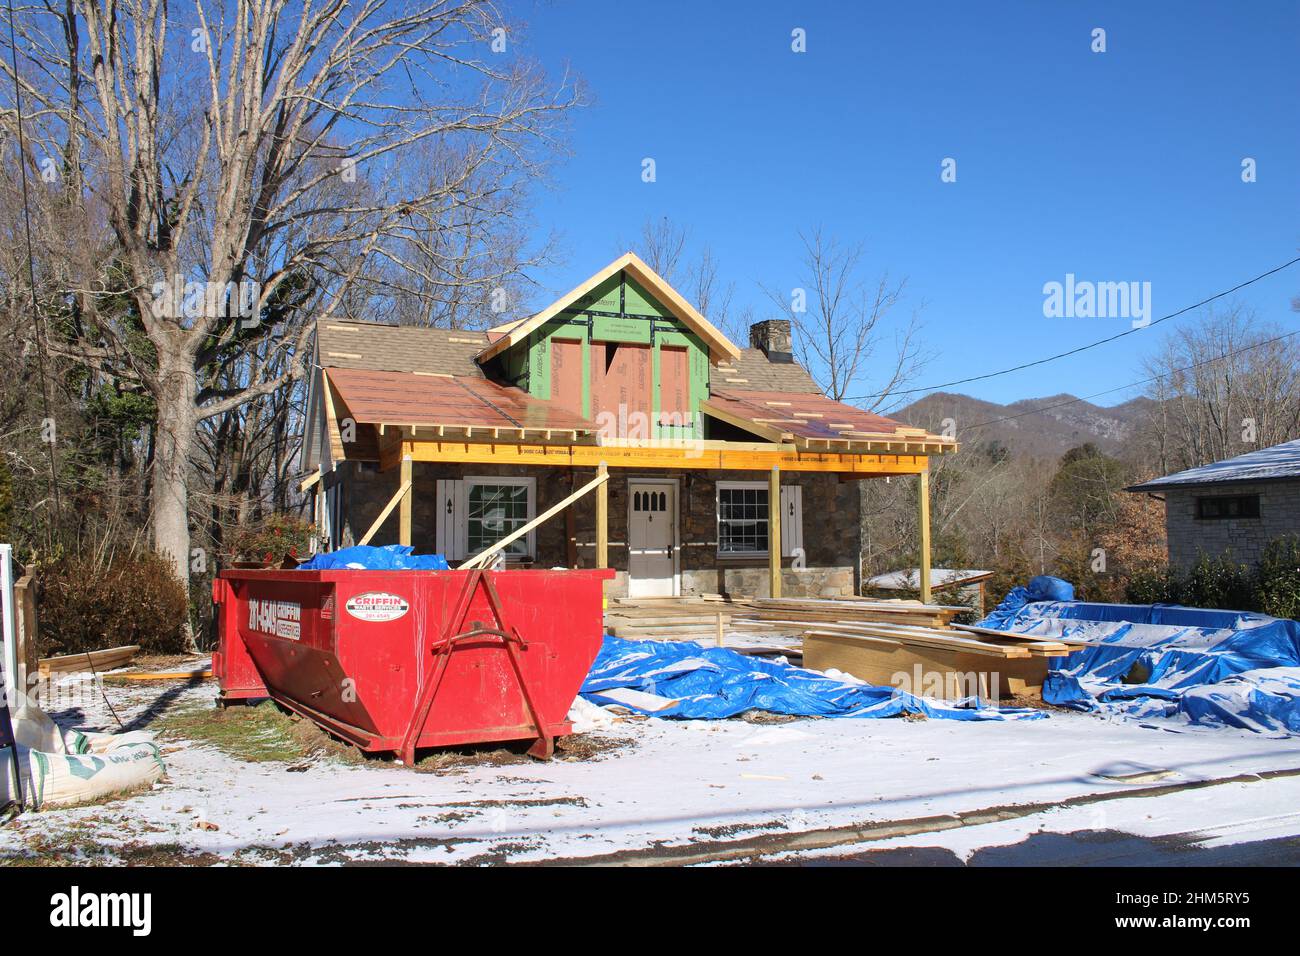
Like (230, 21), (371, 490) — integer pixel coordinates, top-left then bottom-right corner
(212, 567), (613, 763)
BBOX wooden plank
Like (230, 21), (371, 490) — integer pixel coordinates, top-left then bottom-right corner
(596, 461), (609, 570)
(39, 645), (140, 678)
(402, 439), (930, 476)
(804, 630), (1048, 700)
(769, 465), (782, 599)
(918, 468), (932, 604)
(357, 479), (412, 546)
(398, 455), (413, 546)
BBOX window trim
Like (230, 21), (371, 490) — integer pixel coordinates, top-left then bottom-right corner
(465, 476), (537, 560)
(1194, 493), (1260, 521)
(716, 480), (771, 558)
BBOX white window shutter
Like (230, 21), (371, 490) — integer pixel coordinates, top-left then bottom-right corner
(780, 485), (803, 558)
(435, 479), (466, 560)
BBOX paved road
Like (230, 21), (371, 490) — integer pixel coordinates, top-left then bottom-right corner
(799, 828), (1300, 866)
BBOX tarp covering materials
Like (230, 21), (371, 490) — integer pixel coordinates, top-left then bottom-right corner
(296, 544), (450, 571)
(580, 636), (1044, 722)
(975, 576), (1300, 734)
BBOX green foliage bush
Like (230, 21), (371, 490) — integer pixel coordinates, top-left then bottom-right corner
(1180, 553), (1256, 611)
(1256, 537), (1300, 621)
(39, 551), (189, 656)
(1119, 538), (1300, 620)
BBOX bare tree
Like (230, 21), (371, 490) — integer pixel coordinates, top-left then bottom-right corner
(762, 228), (928, 406)
(3, 0), (580, 612)
(1139, 305), (1300, 473)
(624, 216), (744, 340)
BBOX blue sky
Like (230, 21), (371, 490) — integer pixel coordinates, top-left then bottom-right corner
(514, 0), (1300, 407)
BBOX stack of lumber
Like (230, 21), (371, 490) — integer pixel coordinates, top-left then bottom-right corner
(802, 621), (1085, 701)
(604, 596), (732, 640)
(735, 596), (967, 631)
(38, 645), (140, 679)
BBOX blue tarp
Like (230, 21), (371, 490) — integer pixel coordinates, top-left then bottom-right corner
(296, 545), (450, 571)
(579, 636), (1045, 722)
(975, 581), (1300, 734)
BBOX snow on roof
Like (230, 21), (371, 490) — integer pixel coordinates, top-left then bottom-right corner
(867, 568), (992, 591)
(1128, 438), (1300, 491)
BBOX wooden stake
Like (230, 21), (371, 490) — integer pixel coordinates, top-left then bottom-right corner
(918, 468), (932, 604)
(769, 465), (782, 599)
(398, 454), (413, 546)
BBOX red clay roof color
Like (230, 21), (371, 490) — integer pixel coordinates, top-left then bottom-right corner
(326, 368), (597, 435)
(704, 388), (948, 446)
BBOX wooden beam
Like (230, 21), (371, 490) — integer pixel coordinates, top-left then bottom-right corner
(460, 468), (610, 570)
(299, 467), (323, 493)
(918, 468), (932, 604)
(358, 479), (412, 546)
(400, 439), (929, 476)
(398, 455), (413, 546)
(596, 461), (609, 570)
(769, 465), (782, 599)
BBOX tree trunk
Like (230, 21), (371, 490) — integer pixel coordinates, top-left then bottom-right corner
(152, 356), (198, 648)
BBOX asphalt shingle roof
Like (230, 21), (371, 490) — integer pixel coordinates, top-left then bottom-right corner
(316, 320), (487, 376)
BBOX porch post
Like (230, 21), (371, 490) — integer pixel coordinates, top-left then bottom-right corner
(596, 461), (609, 570)
(769, 465), (782, 599)
(399, 453), (413, 547)
(918, 466), (932, 604)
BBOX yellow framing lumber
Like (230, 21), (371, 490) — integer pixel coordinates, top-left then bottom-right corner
(918, 468), (932, 604)
(768, 465), (781, 599)
(358, 479), (411, 546)
(392, 440), (929, 476)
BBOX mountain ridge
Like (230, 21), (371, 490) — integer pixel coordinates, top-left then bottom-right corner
(891, 391), (1154, 459)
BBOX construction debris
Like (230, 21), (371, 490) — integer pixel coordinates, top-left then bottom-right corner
(38, 645), (140, 680)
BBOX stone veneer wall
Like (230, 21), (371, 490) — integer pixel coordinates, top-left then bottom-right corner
(338, 462), (861, 598)
(1163, 480), (1300, 569)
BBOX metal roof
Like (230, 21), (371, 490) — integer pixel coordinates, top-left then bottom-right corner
(1128, 438), (1300, 491)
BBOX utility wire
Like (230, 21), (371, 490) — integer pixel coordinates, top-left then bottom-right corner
(846, 255), (1300, 402)
(960, 328), (1300, 432)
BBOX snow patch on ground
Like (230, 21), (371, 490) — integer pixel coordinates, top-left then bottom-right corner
(3, 676), (1300, 865)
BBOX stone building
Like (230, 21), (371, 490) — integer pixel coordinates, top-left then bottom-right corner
(300, 253), (956, 599)
(1128, 438), (1300, 569)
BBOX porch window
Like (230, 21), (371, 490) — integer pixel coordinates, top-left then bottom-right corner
(716, 481), (805, 558)
(717, 482), (770, 556)
(466, 478), (536, 558)
(436, 476), (535, 561)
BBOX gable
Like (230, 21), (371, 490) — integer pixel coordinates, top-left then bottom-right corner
(488, 258), (720, 439)
(476, 252), (740, 365)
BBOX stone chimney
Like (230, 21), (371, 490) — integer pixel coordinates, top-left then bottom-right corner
(749, 319), (793, 363)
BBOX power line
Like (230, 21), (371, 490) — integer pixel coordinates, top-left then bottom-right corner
(959, 328), (1300, 433)
(846, 255), (1300, 402)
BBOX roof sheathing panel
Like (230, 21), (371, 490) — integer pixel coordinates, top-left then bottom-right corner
(325, 368), (597, 436)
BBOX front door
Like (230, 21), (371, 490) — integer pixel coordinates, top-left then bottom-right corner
(628, 480), (677, 597)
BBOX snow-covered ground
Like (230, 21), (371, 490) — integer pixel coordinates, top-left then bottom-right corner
(4, 674), (1300, 865)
